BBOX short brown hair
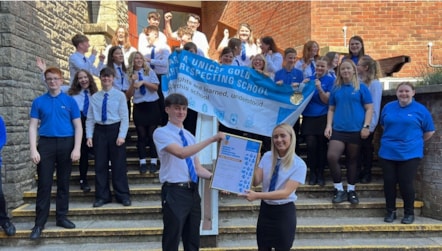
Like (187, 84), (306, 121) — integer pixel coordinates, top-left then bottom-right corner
(165, 93), (188, 107)
(71, 34), (89, 47)
(144, 25), (159, 35)
(148, 11), (160, 21)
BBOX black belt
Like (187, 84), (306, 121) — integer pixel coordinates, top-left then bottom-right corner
(163, 182), (197, 190)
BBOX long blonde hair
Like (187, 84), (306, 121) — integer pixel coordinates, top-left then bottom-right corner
(126, 51), (151, 77)
(234, 23), (256, 45)
(335, 59), (360, 90)
(270, 123), (296, 170)
(358, 55), (383, 85)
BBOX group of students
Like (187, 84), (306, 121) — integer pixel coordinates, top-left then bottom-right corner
(0, 12), (435, 251)
(217, 30), (435, 250)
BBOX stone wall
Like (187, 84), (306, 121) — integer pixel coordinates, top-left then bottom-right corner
(0, 0), (126, 212)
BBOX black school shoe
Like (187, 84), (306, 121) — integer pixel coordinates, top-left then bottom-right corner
(384, 211), (397, 223)
(347, 191), (359, 204)
(401, 215), (415, 224)
(1, 221), (16, 236)
(332, 189), (347, 203)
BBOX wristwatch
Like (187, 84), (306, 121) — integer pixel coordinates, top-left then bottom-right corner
(363, 124), (369, 129)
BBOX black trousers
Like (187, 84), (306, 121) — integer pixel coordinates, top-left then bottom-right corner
(35, 136), (74, 227)
(156, 74), (167, 126)
(161, 183), (201, 251)
(79, 115), (93, 181)
(359, 132), (375, 175)
(0, 174), (11, 225)
(93, 123), (130, 202)
(380, 157), (420, 216)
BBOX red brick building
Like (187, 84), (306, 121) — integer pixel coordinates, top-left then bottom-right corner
(142, 1), (442, 78)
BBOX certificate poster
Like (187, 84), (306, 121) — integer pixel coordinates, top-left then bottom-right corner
(211, 134), (262, 194)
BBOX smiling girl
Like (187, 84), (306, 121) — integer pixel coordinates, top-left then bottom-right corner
(324, 59), (373, 205)
(242, 123), (306, 251)
(68, 70), (99, 192)
(301, 56), (334, 186)
(126, 51), (161, 174)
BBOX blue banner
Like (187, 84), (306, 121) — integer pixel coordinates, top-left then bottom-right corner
(163, 50), (315, 137)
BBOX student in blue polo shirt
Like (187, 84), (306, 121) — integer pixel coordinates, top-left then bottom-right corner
(324, 59), (373, 205)
(0, 115), (16, 237)
(301, 56), (335, 186)
(379, 82), (435, 224)
(29, 67), (82, 240)
(274, 48), (305, 155)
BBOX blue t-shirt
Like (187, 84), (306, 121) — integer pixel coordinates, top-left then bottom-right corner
(274, 67), (304, 86)
(30, 92), (80, 137)
(0, 116), (6, 168)
(329, 83), (372, 132)
(302, 75), (335, 117)
(379, 100), (435, 161)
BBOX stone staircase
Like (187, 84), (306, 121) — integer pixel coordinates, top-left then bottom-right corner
(1, 125), (442, 250)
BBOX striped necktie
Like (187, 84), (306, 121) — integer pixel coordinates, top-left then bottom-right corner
(102, 93), (108, 123)
(179, 130), (198, 183)
(117, 67), (125, 90)
(268, 159), (281, 192)
(138, 71), (146, 95)
(241, 43), (246, 61)
(150, 46), (156, 69)
(83, 90), (89, 117)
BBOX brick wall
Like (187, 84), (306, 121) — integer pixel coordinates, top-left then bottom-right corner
(205, 1), (442, 78)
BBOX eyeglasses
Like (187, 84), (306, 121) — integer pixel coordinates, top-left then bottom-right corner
(187, 21), (199, 25)
(45, 78), (62, 82)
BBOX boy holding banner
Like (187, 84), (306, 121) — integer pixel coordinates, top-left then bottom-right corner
(153, 93), (224, 251)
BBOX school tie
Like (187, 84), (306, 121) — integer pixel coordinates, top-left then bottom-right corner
(83, 90), (89, 117)
(117, 67), (125, 90)
(241, 42), (246, 61)
(150, 46), (156, 70)
(268, 159), (281, 192)
(102, 93), (108, 123)
(179, 130), (198, 183)
(310, 62), (316, 78)
(138, 71), (146, 95)
(83, 56), (87, 63)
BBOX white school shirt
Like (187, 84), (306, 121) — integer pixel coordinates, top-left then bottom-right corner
(132, 69), (160, 104)
(259, 151), (307, 205)
(139, 42), (171, 75)
(153, 122), (197, 183)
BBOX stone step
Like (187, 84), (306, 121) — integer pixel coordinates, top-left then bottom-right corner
(11, 198), (424, 221)
(2, 217), (441, 249)
(21, 180), (387, 203)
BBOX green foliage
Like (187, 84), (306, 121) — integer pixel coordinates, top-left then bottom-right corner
(421, 68), (442, 85)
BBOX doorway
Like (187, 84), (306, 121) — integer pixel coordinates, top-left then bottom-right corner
(128, 1), (201, 50)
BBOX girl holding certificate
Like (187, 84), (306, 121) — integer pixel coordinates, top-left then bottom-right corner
(242, 123), (307, 251)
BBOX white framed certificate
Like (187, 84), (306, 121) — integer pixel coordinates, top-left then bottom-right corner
(210, 133), (262, 194)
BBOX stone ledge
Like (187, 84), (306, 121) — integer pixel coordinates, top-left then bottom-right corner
(82, 23), (113, 38)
